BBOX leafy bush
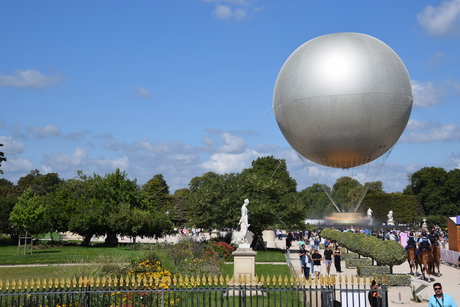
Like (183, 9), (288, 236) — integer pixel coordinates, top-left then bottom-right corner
(209, 241), (234, 261)
(357, 265), (390, 276)
(164, 237), (225, 276)
(345, 258), (372, 268)
(373, 273), (410, 286)
(341, 252), (359, 260)
(321, 228), (406, 272)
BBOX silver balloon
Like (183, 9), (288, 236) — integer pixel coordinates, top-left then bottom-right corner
(273, 33), (413, 169)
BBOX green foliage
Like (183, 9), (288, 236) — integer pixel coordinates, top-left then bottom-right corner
(321, 228), (406, 272)
(164, 238), (223, 276)
(332, 176), (362, 212)
(242, 156), (297, 193)
(9, 189), (47, 234)
(0, 144), (6, 175)
(185, 160), (306, 237)
(361, 193), (418, 224)
(357, 265), (390, 276)
(374, 273), (411, 286)
(209, 241), (234, 261)
(299, 184), (335, 219)
(345, 258), (372, 268)
(340, 252), (359, 260)
(404, 166), (460, 216)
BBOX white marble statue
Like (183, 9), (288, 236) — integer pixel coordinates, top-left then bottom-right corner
(367, 208), (373, 217)
(238, 199), (250, 246)
(387, 210), (393, 222)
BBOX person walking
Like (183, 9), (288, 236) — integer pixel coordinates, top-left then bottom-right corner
(334, 246), (342, 273)
(304, 250), (311, 279)
(428, 282), (457, 307)
(312, 249), (322, 278)
(299, 244), (307, 277)
(323, 244), (333, 275)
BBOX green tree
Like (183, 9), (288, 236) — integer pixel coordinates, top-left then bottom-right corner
(10, 189), (47, 235)
(404, 167), (449, 216)
(186, 162), (306, 248)
(298, 183), (334, 219)
(48, 169), (169, 246)
(0, 144), (6, 174)
(0, 179), (19, 235)
(16, 170), (62, 195)
(242, 156), (297, 193)
(331, 177), (362, 212)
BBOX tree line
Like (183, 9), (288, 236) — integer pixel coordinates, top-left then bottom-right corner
(0, 156), (458, 245)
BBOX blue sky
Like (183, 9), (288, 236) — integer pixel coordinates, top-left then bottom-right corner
(1, 0), (460, 193)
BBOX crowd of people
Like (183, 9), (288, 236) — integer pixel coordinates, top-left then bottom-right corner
(278, 230), (343, 280)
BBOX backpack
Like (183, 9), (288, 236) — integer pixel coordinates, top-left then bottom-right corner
(420, 238), (430, 249)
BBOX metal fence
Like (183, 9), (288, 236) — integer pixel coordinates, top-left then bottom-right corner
(0, 274), (388, 307)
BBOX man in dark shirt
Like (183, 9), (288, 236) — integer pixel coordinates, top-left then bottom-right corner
(312, 249), (322, 277)
(323, 244), (333, 276)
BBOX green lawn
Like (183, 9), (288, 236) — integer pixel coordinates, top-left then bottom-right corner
(254, 249), (286, 262)
(0, 242), (290, 282)
(0, 244), (145, 265)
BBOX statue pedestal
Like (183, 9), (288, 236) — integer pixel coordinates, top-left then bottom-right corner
(233, 247), (257, 279)
(210, 229), (220, 239)
(262, 230), (276, 248)
(387, 220), (395, 226)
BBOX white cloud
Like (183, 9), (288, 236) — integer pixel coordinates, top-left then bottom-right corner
(211, 3), (248, 21)
(427, 51), (447, 68)
(42, 148), (88, 172)
(417, 0), (460, 36)
(216, 132), (246, 153)
(214, 5), (233, 19)
(202, 149), (259, 173)
(130, 85), (152, 98)
(2, 157), (34, 173)
(0, 136), (25, 155)
(0, 69), (66, 88)
(447, 78), (460, 94)
(412, 80), (445, 107)
(400, 119), (460, 143)
(204, 0), (251, 5)
(26, 124), (62, 139)
(94, 156), (130, 171)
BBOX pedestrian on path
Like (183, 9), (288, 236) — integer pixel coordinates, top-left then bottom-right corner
(334, 246), (342, 273)
(323, 244), (333, 275)
(304, 250), (311, 279)
(312, 249), (322, 278)
(428, 282), (457, 307)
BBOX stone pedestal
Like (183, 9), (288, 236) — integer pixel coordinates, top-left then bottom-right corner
(232, 247), (257, 278)
(387, 220), (395, 226)
(210, 229), (220, 239)
(262, 230), (276, 248)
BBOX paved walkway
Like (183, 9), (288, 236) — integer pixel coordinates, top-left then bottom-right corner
(275, 238), (460, 306)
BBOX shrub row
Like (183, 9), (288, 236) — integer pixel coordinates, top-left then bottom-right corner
(372, 273), (411, 287)
(341, 252), (359, 261)
(321, 229), (406, 273)
(357, 265), (390, 276)
(345, 258), (372, 268)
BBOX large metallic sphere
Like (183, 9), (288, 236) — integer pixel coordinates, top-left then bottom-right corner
(273, 33), (413, 169)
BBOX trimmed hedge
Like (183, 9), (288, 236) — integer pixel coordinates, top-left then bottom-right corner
(321, 228), (406, 272)
(357, 265), (390, 276)
(345, 258), (372, 268)
(373, 274), (411, 287)
(341, 252), (359, 261)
